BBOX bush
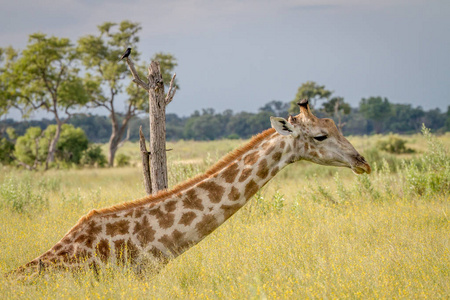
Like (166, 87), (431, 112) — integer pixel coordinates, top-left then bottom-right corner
(54, 125), (89, 164)
(376, 135), (415, 154)
(14, 124), (89, 168)
(226, 133), (240, 140)
(362, 147), (401, 173)
(404, 125), (449, 195)
(14, 127), (45, 167)
(0, 175), (49, 213)
(115, 153), (131, 167)
(81, 145), (107, 167)
(0, 137), (14, 165)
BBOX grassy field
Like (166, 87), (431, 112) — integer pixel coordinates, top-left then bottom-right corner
(0, 130), (449, 299)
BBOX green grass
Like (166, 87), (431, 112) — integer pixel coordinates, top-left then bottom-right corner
(0, 131), (449, 299)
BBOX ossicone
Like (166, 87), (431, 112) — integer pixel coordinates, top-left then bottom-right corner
(297, 98), (313, 117)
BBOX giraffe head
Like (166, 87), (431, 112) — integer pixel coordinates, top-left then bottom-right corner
(270, 99), (371, 174)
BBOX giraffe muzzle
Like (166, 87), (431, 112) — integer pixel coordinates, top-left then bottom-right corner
(351, 155), (371, 174)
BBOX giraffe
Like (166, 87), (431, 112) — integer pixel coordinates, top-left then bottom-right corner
(10, 99), (370, 278)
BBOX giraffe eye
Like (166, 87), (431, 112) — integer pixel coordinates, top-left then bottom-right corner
(313, 135), (328, 141)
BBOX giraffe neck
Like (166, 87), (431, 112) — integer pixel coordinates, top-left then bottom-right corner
(171, 130), (295, 248)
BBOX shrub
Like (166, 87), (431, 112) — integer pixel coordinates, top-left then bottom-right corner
(14, 124), (89, 168)
(0, 137), (14, 165)
(226, 133), (240, 140)
(404, 125), (449, 195)
(81, 145), (107, 167)
(362, 147), (401, 173)
(115, 153), (131, 167)
(14, 127), (45, 167)
(376, 135), (415, 154)
(0, 175), (48, 213)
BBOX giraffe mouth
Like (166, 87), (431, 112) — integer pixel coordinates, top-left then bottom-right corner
(351, 155), (371, 174)
(352, 165), (371, 174)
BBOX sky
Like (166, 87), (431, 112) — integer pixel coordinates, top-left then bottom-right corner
(1, 0), (449, 119)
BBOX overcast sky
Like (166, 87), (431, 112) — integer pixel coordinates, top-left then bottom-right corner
(1, 0), (449, 119)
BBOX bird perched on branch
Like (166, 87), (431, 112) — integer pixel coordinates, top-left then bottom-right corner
(120, 48), (131, 60)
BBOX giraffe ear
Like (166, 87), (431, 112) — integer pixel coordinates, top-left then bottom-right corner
(270, 117), (295, 136)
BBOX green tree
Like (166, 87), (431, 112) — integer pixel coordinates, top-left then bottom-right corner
(359, 97), (392, 134)
(0, 47), (15, 117)
(259, 100), (289, 117)
(289, 81), (332, 114)
(184, 109), (223, 140)
(14, 126), (45, 170)
(78, 21), (178, 166)
(43, 124), (89, 164)
(1, 34), (89, 169)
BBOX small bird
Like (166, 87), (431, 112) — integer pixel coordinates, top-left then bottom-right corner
(120, 48), (131, 60)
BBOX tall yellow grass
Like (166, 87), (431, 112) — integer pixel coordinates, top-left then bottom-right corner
(0, 133), (448, 299)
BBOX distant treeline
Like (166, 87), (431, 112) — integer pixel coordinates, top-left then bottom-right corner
(2, 99), (449, 143)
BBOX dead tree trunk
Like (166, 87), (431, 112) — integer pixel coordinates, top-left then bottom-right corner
(125, 58), (176, 194)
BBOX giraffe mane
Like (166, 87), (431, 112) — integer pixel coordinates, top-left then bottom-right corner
(72, 128), (276, 227)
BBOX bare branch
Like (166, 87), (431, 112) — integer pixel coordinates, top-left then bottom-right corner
(165, 73), (177, 105)
(125, 57), (149, 91)
(139, 126), (152, 195)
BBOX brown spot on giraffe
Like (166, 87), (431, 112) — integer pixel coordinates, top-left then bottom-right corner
(271, 166), (279, 177)
(114, 239), (139, 263)
(272, 152), (282, 162)
(221, 203), (242, 220)
(256, 159), (269, 179)
(182, 190), (204, 211)
(134, 209), (144, 219)
(279, 141), (286, 149)
(159, 230), (188, 254)
(228, 186), (240, 202)
(179, 211), (197, 226)
(57, 245), (73, 258)
(238, 168), (252, 182)
(148, 247), (166, 261)
(261, 141), (271, 150)
(96, 239), (110, 263)
(86, 220), (102, 236)
(164, 200), (177, 213)
(76, 249), (92, 261)
(124, 210), (134, 218)
(243, 151), (260, 165)
(53, 243), (64, 252)
(244, 180), (259, 199)
(264, 144), (276, 155)
(60, 235), (73, 245)
(196, 214), (219, 237)
(133, 215), (156, 246)
(149, 207), (175, 229)
(198, 181), (225, 203)
(106, 219), (130, 237)
(222, 162), (240, 183)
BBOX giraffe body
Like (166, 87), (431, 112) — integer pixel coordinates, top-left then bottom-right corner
(12, 100), (371, 277)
